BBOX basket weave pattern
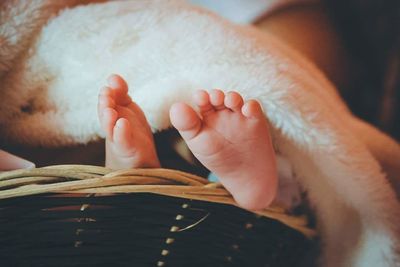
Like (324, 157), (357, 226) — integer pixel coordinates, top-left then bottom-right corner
(0, 165), (317, 266)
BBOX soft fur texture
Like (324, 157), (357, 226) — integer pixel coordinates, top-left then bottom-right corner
(1, 1), (400, 266)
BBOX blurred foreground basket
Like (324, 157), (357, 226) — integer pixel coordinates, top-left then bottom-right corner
(0, 165), (318, 266)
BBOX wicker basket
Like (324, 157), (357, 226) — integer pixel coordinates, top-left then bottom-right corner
(0, 165), (318, 267)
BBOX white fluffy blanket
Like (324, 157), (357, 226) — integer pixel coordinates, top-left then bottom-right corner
(1, 1), (399, 266)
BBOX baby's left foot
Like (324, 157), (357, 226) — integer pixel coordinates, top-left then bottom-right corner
(98, 75), (160, 169)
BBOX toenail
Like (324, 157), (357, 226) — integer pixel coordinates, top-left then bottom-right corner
(108, 77), (119, 88)
(116, 118), (125, 127)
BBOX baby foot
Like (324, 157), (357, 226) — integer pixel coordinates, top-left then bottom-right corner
(0, 149), (35, 171)
(170, 89), (278, 210)
(98, 74), (160, 169)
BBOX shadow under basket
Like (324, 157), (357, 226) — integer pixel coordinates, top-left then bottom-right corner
(0, 165), (318, 267)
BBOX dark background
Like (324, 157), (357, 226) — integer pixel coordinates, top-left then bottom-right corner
(325, 0), (400, 140)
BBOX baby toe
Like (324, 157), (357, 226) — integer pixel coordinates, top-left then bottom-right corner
(194, 90), (213, 115)
(97, 87), (115, 111)
(241, 100), (264, 119)
(99, 86), (113, 96)
(170, 102), (202, 140)
(107, 74), (128, 92)
(101, 107), (118, 139)
(209, 89), (225, 110)
(224, 91), (244, 112)
(107, 74), (132, 106)
(113, 118), (134, 150)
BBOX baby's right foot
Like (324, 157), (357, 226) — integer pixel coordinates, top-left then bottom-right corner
(98, 75), (160, 169)
(170, 90), (278, 210)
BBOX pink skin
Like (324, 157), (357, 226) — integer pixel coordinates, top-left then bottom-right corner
(98, 75), (277, 210)
(0, 149), (35, 171)
(169, 89), (278, 210)
(97, 74), (160, 169)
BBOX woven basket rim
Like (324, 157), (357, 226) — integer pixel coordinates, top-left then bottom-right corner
(0, 164), (316, 238)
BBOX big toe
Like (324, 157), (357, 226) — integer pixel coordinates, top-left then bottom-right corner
(108, 74), (128, 93)
(107, 74), (131, 106)
(170, 103), (202, 140)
